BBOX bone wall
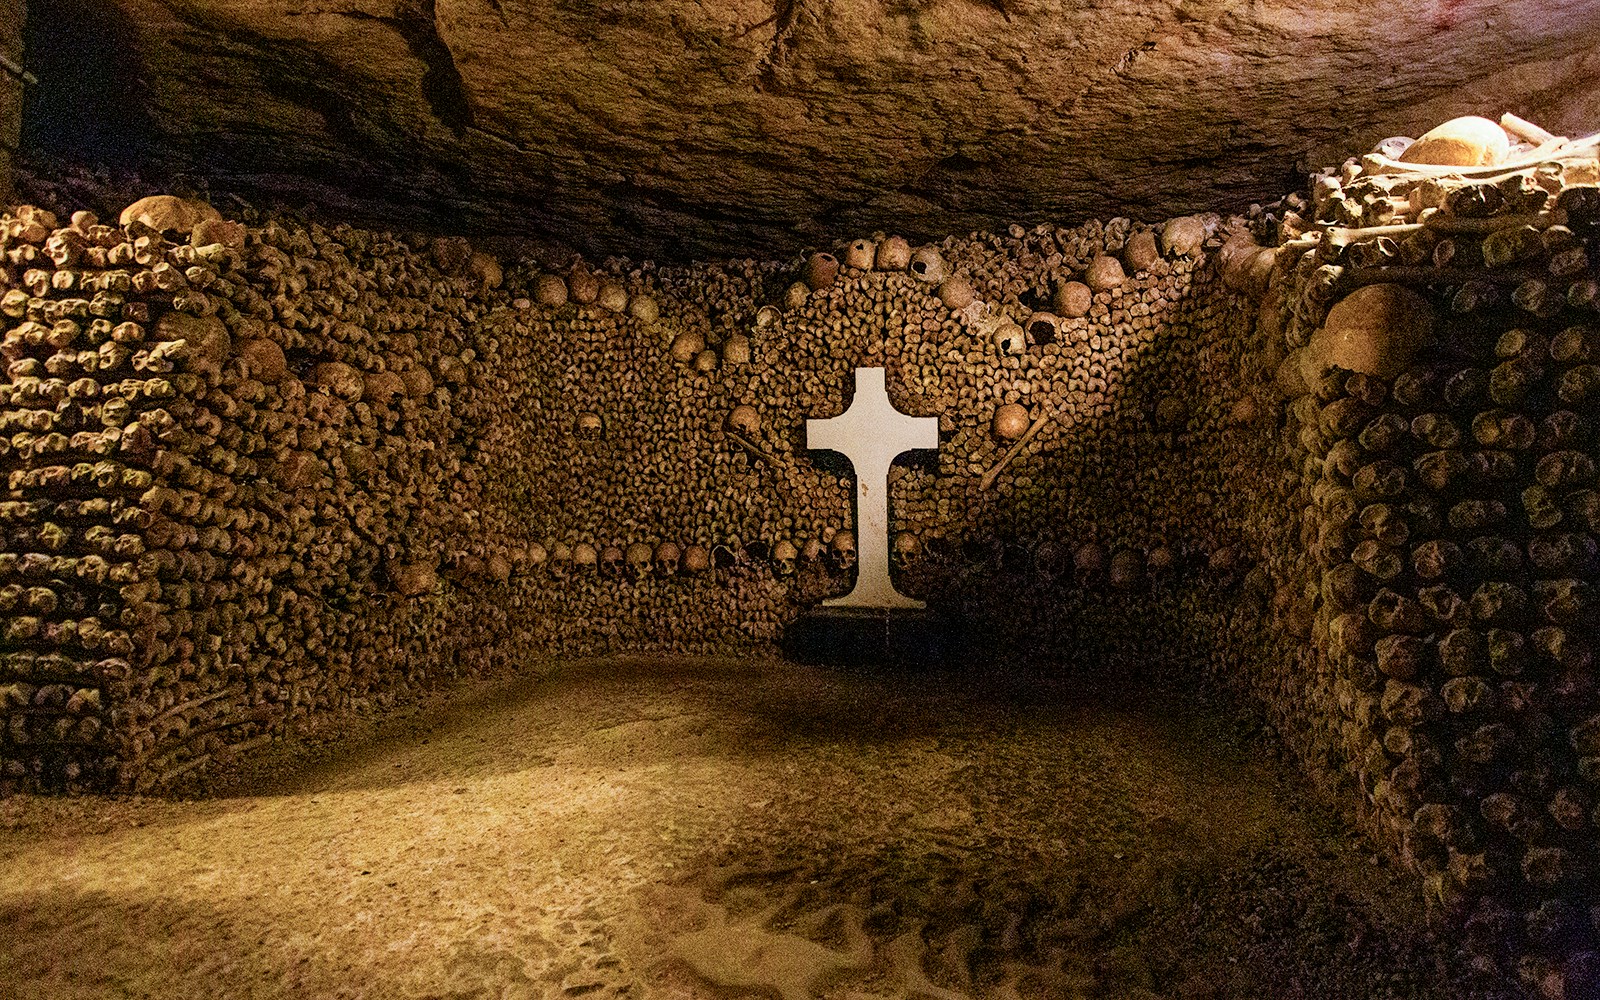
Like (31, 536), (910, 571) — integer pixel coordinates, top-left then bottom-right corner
(1251, 151), (1600, 995)
(9, 123), (1600, 989)
(0, 170), (1290, 797)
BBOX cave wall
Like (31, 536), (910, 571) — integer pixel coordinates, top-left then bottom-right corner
(22, 0), (1600, 260)
(0, 0), (22, 201)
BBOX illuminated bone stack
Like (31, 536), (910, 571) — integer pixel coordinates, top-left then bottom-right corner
(1256, 117), (1600, 994)
(0, 179), (1282, 793)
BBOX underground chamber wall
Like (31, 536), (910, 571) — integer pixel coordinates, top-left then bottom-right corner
(0, 184), (1277, 794)
(5, 111), (1600, 993)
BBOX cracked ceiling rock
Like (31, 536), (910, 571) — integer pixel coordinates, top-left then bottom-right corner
(25, 0), (1600, 260)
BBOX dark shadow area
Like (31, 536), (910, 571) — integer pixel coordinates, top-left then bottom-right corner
(651, 833), (1516, 1000)
(781, 607), (961, 669)
(22, 0), (155, 167)
(191, 653), (1233, 799)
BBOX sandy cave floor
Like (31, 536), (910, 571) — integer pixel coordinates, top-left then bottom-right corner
(0, 657), (1512, 1000)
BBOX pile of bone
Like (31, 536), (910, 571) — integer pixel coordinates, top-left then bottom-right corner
(487, 210), (1244, 600)
(0, 194), (550, 792)
(1264, 112), (1600, 999)
(0, 181), (1269, 790)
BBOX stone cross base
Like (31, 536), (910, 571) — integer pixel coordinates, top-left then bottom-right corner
(781, 607), (959, 669)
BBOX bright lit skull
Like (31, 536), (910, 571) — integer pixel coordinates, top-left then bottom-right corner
(727, 405), (761, 437)
(525, 541), (548, 571)
(683, 545), (711, 575)
(573, 542), (598, 572)
(831, 530), (857, 572)
(772, 539), (798, 576)
(993, 321), (1026, 356)
(626, 542), (653, 580)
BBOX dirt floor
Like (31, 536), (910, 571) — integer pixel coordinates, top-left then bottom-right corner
(0, 657), (1517, 1000)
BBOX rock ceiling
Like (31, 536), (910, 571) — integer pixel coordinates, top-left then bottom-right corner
(24, 0), (1600, 260)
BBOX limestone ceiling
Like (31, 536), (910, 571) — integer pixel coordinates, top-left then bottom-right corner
(24, 0), (1600, 260)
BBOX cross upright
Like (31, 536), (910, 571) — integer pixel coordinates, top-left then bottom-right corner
(806, 367), (939, 608)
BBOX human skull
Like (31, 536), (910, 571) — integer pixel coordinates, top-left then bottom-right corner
(567, 266), (600, 304)
(599, 545), (625, 578)
(908, 247), (945, 284)
(772, 539), (798, 576)
(683, 544), (712, 575)
(844, 238), (876, 270)
(626, 542), (653, 580)
(801, 538), (825, 564)
(875, 236), (911, 271)
(573, 542), (598, 572)
(534, 274), (568, 306)
(891, 533), (919, 572)
(1053, 280), (1092, 319)
(721, 334), (751, 365)
(1032, 540), (1068, 581)
(1209, 546), (1242, 584)
(992, 404), (1030, 442)
(937, 276), (975, 309)
(831, 530), (858, 572)
(921, 533), (954, 569)
(1085, 255), (1125, 291)
(728, 405), (761, 437)
(444, 550), (480, 582)
(575, 412), (604, 438)
(526, 541), (548, 571)
(670, 330), (705, 363)
(628, 294), (659, 322)
(1025, 312), (1061, 346)
(1146, 544), (1176, 585)
(487, 554), (512, 583)
(597, 281), (628, 312)
(694, 348), (719, 373)
(310, 361), (363, 403)
(1073, 542), (1108, 587)
(802, 252), (840, 291)
(654, 541), (682, 577)
(1159, 217), (1209, 260)
(550, 540), (573, 578)
(754, 305), (782, 329)
(1109, 549), (1145, 590)
(993, 321), (1026, 356)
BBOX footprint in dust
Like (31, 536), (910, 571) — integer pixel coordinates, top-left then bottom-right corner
(636, 864), (1111, 1000)
(655, 883), (874, 1000)
(876, 921), (975, 1000)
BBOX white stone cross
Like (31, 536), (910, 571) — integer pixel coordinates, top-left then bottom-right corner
(806, 367), (939, 608)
